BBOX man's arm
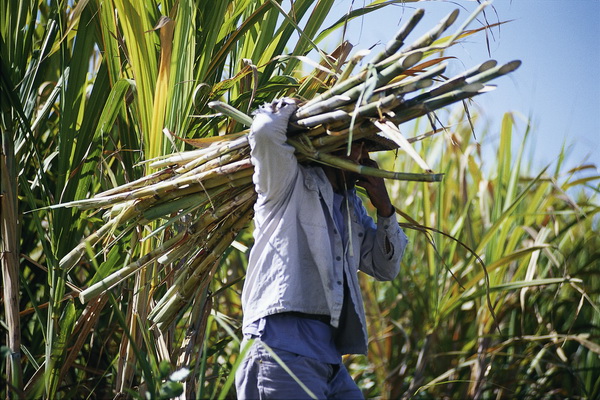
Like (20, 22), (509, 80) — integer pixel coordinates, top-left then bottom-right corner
(355, 157), (408, 280)
(248, 99), (298, 203)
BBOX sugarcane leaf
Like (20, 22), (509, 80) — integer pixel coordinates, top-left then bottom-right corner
(464, 278), (579, 303)
(97, 0), (122, 83)
(208, 101), (254, 127)
(205, 2), (274, 80)
(454, 20), (510, 43)
(402, 57), (456, 77)
(217, 339), (254, 400)
(147, 16), (176, 159)
(211, 64), (255, 99)
(271, 0), (336, 76)
(88, 246), (124, 286)
(257, 341), (318, 399)
(373, 120), (433, 172)
(69, 75), (131, 205)
(277, 54), (340, 76)
(314, 0), (423, 45)
(565, 175), (600, 189)
(57, 0), (90, 50)
(46, 300), (77, 395)
(234, 75), (299, 104)
(111, 0), (158, 151)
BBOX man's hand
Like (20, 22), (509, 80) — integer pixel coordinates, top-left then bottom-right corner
(251, 98), (297, 138)
(355, 157), (395, 218)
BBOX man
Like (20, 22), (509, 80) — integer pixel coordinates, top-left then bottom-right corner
(235, 98), (408, 399)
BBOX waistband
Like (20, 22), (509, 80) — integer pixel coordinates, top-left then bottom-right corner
(283, 311), (331, 325)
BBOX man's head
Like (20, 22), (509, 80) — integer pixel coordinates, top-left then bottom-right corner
(324, 141), (372, 193)
(334, 141), (370, 165)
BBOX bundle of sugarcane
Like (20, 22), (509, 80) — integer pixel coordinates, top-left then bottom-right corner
(59, 4), (520, 330)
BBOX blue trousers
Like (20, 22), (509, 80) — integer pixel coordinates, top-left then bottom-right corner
(235, 340), (364, 399)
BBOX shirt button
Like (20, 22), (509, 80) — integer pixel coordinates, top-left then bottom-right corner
(358, 232), (363, 237)
(336, 256), (341, 261)
(333, 229), (338, 234)
(337, 281), (342, 285)
(384, 224), (389, 229)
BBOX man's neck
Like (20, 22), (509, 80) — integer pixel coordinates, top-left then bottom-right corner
(322, 166), (348, 194)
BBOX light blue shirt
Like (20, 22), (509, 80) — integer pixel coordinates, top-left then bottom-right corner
(241, 107), (409, 355)
(244, 192), (356, 364)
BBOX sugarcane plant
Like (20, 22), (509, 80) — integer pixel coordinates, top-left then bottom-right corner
(48, 3), (520, 333)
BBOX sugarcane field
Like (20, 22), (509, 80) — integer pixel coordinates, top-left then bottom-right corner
(1, 1), (599, 399)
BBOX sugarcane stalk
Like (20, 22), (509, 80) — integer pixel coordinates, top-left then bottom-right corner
(425, 1), (491, 56)
(177, 148), (247, 181)
(156, 237), (203, 267)
(128, 171), (253, 244)
(288, 136), (443, 182)
(140, 185), (251, 246)
(297, 90), (404, 128)
(96, 168), (176, 198)
(74, 159), (253, 209)
(297, 79), (414, 129)
(297, 51), (423, 118)
(207, 100), (254, 126)
(296, 62), (447, 130)
(141, 175), (253, 222)
(402, 60), (520, 110)
(314, 151), (443, 182)
(372, 62), (447, 96)
(148, 191), (256, 313)
(174, 134), (249, 173)
(147, 147), (208, 169)
(110, 171), (250, 225)
(373, 1), (490, 70)
(79, 187), (257, 304)
(303, 114), (428, 153)
(413, 60), (496, 100)
(79, 232), (186, 303)
(62, 170), (253, 273)
(158, 188), (256, 266)
(187, 187), (255, 238)
(370, 9), (460, 74)
(465, 60), (522, 86)
(373, 76), (434, 97)
(338, 49), (370, 82)
(196, 164), (254, 190)
(402, 9), (460, 54)
(384, 74), (507, 129)
(60, 209), (141, 271)
(297, 2), (492, 122)
(370, 8), (425, 65)
(388, 86), (492, 127)
(296, 51), (423, 117)
(146, 134), (249, 170)
(150, 204), (255, 329)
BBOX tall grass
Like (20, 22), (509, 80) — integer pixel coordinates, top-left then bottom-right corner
(355, 111), (600, 398)
(1, 0), (598, 399)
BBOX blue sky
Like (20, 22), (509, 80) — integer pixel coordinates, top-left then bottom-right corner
(320, 0), (600, 175)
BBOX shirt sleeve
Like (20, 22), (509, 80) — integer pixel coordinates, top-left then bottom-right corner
(356, 199), (408, 281)
(248, 106), (299, 203)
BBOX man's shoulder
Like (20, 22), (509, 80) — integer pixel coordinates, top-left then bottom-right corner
(299, 164), (328, 187)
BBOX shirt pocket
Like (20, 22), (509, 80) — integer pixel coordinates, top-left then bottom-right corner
(297, 181), (328, 230)
(349, 210), (366, 243)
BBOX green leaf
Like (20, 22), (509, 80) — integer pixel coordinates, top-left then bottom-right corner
(159, 381), (183, 399)
(158, 360), (171, 379)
